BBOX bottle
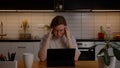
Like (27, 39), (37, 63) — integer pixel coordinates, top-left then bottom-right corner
(98, 26), (104, 40)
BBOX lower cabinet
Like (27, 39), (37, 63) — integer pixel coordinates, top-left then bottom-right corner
(0, 42), (40, 61)
(116, 60), (120, 68)
(95, 42), (114, 60)
(95, 42), (120, 68)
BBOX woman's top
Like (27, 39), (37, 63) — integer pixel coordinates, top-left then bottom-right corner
(40, 34), (78, 50)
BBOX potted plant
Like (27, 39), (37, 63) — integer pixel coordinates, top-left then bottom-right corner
(44, 24), (50, 31)
(90, 27), (120, 68)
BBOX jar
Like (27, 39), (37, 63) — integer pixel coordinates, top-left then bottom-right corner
(98, 32), (104, 40)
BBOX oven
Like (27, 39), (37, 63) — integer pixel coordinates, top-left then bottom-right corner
(77, 42), (95, 61)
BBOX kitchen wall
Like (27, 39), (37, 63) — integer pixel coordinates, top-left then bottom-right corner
(0, 12), (120, 39)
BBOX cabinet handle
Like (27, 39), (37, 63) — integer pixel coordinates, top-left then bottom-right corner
(17, 46), (26, 48)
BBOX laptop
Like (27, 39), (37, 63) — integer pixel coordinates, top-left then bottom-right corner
(47, 48), (75, 67)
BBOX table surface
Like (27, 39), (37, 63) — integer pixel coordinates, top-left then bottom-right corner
(18, 60), (99, 68)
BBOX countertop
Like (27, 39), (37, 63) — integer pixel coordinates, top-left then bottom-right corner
(0, 39), (120, 42)
(76, 39), (120, 42)
(0, 39), (40, 42)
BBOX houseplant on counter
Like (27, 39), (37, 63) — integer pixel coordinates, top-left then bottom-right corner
(19, 19), (31, 40)
(44, 24), (50, 31)
(91, 27), (120, 68)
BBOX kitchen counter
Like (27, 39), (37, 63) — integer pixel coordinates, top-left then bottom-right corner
(18, 60), (98, 68)
(0, 39), (40, 42)
(76, 39), (120, 42)
(0, 39), (120, 42)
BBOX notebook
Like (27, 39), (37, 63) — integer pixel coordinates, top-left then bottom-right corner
(47, 48), (75, 67)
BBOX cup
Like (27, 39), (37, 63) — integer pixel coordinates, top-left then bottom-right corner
(23, 53), (34, 68)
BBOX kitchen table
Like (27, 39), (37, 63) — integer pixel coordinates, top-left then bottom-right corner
(18, 60), (98, 68)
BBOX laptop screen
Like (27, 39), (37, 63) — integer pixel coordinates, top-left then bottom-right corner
(47, 48), (75, 67)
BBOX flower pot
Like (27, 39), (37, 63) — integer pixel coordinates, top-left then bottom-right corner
(97, 55), (116, 68)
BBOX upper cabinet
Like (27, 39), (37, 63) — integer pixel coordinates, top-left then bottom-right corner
(0, 1), (16, 10)
(64, 0), (120, 11)
(0, 0), (120, 11)
(93, 0), (120, 10)
(64, 0), (93, 10)
(16, 0), (54, 10)
(0, 0), (54, 10)
(63, 0), (120, 12)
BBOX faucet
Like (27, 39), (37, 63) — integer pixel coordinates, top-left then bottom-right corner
(0, 21), (7, 39)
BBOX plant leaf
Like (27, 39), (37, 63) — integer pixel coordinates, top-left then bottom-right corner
(113, 48), (120, 60)
(97, 48), (106, 55)
(88, 44), (97, 51)
(44, 24), (50, 30)
(103, 50), (110, 66)
(112, 42), (120, 47)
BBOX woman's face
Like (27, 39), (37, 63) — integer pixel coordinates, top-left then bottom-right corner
(52, 24), (65, 38)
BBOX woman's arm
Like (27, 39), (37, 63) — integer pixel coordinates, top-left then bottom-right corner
(65, 26), (80, 61)
(38, 29), (53, 61)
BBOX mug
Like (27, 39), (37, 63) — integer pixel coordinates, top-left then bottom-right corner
(23, 53), (34, 68)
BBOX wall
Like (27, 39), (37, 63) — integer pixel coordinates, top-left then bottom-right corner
(0, 12), (120, 39)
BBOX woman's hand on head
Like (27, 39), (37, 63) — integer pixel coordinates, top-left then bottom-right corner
(65, 26), (71, 39)
(48, 28), (53, 39)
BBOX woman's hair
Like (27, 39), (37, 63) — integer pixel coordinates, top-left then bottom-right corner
(50, 15), (67, 28)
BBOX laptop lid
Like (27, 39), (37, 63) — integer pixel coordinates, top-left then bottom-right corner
(47, 48), (75, 67)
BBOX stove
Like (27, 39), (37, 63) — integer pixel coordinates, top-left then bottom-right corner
(77, 42), (95, 61)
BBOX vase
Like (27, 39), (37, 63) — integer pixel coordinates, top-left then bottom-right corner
(97, 55), (116, 68)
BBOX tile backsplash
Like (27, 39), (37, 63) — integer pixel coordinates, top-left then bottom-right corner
(0, 12), (120, 39)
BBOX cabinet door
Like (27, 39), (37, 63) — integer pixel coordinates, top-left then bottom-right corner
(15, 42), (34, 60)
(64, 0), (93, 10)
(93, 0), (120, 10)
(0, 42), (16, 56)
(115, 45), (120, 68)
(16, 0), (54, 10)
(0, 0), (54, 10)
(95, 42), (114, 60)
(0, 42), (35, 60)
(0, 1), (17, 10)
(95, 42), (105, 60)
(33, 42), (40, 61)
(116, 61), (120, 68)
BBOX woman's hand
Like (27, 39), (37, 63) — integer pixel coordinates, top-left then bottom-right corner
(65, 26), (71, 39)
(47, 28), (53, 39)
(39, 28), (53, 62)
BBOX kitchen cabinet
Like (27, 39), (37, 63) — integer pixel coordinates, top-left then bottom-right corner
(0, 0), (93, 11)
(64, 0), (93, 11)
(95, 41), (120, 68)
(64, 0), (120, 11)
(16, 0), (54, 10)
(0, 42), (40, 61)
(15, 42), (34, 60)
(115, 42), (120, 68)
(93, 0), (120, 10)
(0, 0), (54, 10)
(0, 0), (120, 11)
(0, 1), (16, 10)
(116, 61), (120, 68)
(95, 42), (114, 60)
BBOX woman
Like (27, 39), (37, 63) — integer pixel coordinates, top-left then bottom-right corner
(38, 15), (80, 61)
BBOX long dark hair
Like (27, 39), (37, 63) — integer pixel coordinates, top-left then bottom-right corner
(50, 15), (67, 28)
